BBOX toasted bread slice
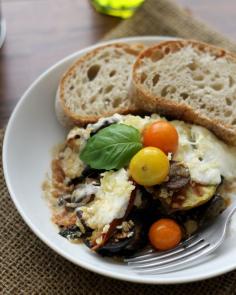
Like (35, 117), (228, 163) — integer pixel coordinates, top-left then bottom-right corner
(56, 43), (141, 127)
(132, 40), (236, 145)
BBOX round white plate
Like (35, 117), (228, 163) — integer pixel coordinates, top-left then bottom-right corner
(3, 36), (236, 284)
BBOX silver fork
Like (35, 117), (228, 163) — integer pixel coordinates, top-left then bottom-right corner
(125, 204), (236, 274)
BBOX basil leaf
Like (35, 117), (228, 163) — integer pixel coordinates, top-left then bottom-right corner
(80, 124), (142, 170)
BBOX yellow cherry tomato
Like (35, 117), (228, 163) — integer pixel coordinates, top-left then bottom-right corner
(149, 219), (182, 251)
(129, 147), (169, 186)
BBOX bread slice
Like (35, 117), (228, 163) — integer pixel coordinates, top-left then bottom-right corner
(56, 43), (141, 127)
(132, 40), (236, 145)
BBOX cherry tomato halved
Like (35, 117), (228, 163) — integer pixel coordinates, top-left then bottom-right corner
(148, 218), (182, 251)
(143, 121), (179, 154)
(129, 147), (169, 186)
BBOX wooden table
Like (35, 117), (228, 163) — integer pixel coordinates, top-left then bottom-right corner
(1, 0), (236, 128)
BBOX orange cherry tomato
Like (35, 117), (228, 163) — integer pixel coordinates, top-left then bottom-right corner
(148, 218), (182, 251)
(143, 121), (179, 154)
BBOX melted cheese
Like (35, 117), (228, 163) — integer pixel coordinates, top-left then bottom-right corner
(72, 183), (99, 202)
(173, 121), (236, 185)
(67, 127), (91, 151)
(88, 114), (123, 133)
(60, 147), (85, 179)
(79, 169), (135, 230)
(121, 114), (161, 132)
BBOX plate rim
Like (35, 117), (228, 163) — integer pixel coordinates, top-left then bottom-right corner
(3, 35), (236, 285)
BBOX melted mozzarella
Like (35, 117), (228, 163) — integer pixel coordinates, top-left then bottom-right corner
(79, 169), (135, 230)
(88, 113), (123, 133)
(72, 183), (99, 202)
(121, 114), (161, 132)
(173, 121), (236, 185)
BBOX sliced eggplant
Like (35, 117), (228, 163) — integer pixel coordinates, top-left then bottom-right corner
(171, 183), (217, 210)
(97, 214), (148, 257)
(199, 194), (226, 225)
(154, 182), (217, 211)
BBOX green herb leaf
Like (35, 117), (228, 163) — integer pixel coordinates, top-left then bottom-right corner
(80, 124), (142, 170)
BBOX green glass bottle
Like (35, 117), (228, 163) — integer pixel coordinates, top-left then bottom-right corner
(91, 0), (144, 19)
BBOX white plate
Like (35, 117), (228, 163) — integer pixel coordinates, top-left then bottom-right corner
(3, 36), (236, 284)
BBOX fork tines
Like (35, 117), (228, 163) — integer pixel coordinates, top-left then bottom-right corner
(124, 235), (211, 274)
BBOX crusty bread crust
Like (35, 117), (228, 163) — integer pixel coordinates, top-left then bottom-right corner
(132, 40), (236, 145)
(56, 43), (142, 127)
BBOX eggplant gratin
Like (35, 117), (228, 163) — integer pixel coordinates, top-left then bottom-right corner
(43, 114), (236, 257)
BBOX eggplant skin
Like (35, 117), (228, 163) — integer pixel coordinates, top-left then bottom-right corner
(97, 237), (134, 256)
(97, 216), (148, 257)
(199, 194), (226, 225)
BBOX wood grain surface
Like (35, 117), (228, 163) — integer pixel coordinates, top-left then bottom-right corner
(0, 0), (236, 128)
